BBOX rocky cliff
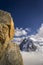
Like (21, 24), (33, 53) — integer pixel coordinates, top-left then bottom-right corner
(0, 10), (23, 65)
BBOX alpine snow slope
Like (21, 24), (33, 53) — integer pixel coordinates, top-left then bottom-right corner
(21, 51), (43, 65)
(13, 37), (43, 65)
(20, 37), (43, 65)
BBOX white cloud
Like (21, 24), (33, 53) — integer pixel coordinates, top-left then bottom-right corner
(36, 24), (43, 38)
(14, 23), (43, 44)
(13, 36), (26, 44)
(15, 27), (30, 36)
(25, 28), (30, 32)
(13, 38), (22, 44)
(15, 23), (43, 39)
(14, 27), (30, 44)
(30, 23), (43, 40)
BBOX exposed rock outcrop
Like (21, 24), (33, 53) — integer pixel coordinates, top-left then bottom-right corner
(19, 38), (37, 51)
(0, 10), (14, 42)
(0, 10), (23, 65)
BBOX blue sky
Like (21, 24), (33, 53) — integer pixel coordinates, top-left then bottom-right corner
(0, 0), (43, 35)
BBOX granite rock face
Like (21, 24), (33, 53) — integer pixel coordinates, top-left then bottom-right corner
(0, 10), (14, 43)
(0, 10), (23, 65)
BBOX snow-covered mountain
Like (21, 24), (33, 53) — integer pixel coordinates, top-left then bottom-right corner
(13, 36), (43, 52)
(19, 37), (37, 51)
(30, 37), (43, 52)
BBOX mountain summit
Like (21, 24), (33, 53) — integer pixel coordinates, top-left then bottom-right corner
(19, 37), (37, 51)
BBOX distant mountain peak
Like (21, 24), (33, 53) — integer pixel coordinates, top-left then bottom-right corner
(19, 37), (37, 51)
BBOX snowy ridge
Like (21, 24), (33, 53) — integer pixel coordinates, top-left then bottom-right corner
(13, 37), (43, 52)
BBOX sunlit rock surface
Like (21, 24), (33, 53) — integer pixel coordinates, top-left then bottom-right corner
(0, 10), (23, 65)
